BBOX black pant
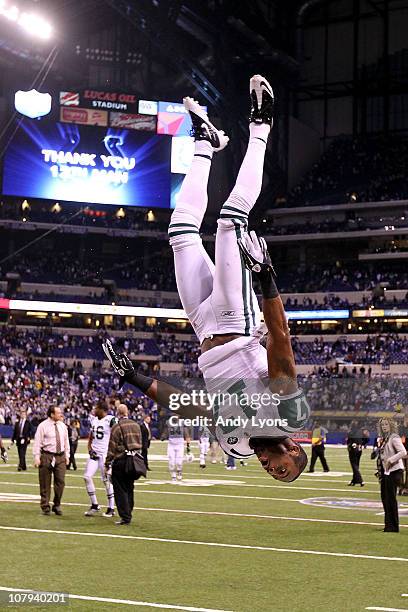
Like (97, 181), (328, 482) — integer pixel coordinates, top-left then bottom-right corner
(112, 456), (135, 523)
(309, 445), (329, 472)
(348, 448), (363, 484)
(17, 442), (28, 470)
(381, 470), (403, 532)
(141, 448), (149, 469)
(68, 440), (78, 470)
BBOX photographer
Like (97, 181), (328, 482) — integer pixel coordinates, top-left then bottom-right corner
(105, 404), (142, 525)
(399, 415), (408, 495)
(346, 421), (364, 486)
(373, 418), (407, 532)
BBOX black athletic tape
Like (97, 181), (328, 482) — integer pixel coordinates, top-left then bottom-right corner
(257, 269), (279, 299)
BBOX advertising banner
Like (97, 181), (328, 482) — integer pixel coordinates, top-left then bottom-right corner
(109, 112), (156, 131)
(60, 106), (108, 126)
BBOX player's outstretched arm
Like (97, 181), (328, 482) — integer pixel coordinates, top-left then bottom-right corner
(238, 231), (297, 396)
(102, 340), (211, 424)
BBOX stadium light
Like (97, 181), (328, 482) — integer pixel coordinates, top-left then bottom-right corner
(0, 1), (52, 39)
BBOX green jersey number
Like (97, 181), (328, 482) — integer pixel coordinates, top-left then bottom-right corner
(278, 393), (310, 431)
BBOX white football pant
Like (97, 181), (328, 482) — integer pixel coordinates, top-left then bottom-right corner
(84, 455), (114, 509)
(168, 123), (270, 344)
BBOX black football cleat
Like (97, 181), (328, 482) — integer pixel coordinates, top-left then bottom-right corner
(249, 74), (274, 126)
(183, 97), (229, 151)
(102, 339), (135, 389)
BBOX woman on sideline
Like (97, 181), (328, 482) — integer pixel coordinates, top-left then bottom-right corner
(375, 418), (407, 532)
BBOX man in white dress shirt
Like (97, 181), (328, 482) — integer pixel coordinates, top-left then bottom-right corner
(33, 406), (70, 516)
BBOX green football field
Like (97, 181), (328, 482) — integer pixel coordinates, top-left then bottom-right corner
(0, 441), (407, 612)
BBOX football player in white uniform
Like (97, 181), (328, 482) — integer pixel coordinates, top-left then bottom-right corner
(0, 434), (8, 463)
(84, 400), (117, 517)
(198, 426), (210, 468)
(103, 74), (309, 483)
(166, 416), (190, 482)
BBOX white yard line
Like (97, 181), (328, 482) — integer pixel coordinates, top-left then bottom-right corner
(8, 469), (381, 487)
(0, 477), (380, 496)
(0, 587), (233, 612)
(1, 494), (405, 528)
(366, 606), (408, 612)
(0, 480), (383, 508)
(0, 525), (407, 563)
(2, 468), (381, 486)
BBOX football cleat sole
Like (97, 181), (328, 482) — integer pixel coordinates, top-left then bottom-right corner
(183, 96), (229, 151)
(249, 74), (274, 126)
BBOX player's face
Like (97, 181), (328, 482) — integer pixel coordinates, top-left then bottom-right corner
(95, 406), (104, 419)
(253, 440), (302, 482)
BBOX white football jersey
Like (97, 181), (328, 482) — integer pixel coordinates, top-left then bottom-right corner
(90, 414), (117, 455)
(168, 421), (185, 444)
(198, 335), (311, 459)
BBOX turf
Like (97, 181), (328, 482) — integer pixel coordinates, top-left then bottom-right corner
(0, 441), (407, 612)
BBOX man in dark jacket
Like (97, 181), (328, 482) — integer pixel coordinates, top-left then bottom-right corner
(67, 418), (80, 470)
(140, 413), (152, 470)
(12, 411), (31, 471)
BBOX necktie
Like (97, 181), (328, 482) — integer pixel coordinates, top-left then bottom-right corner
(20, 420), (24, 436)
(55, 423), (61, 454)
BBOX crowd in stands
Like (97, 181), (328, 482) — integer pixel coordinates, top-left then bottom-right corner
(264, 214), (407, 236)
(0, 252), (176, 292)
(300, 369), (406, 413)
(278, 261), (408, 293)
(286, 134), (408, 206)
(0, 328), (203, 365)
(0, 327), (406, 435)
(1, 247), (408, 298)
(292, 334), (408, 365)
(0, 356), (159, 429)
(0, 356), (405, 432)
(1, 326), (407, 367)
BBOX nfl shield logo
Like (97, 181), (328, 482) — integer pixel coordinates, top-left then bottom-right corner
(14, 89), (52, 118)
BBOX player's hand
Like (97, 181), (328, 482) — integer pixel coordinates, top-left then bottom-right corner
(66, 458), (70, 466)
(89, 449), (99, 461)
(237, 231), (275, 276)
(34, 458), (41, 468)
(102, 339), (134, 388)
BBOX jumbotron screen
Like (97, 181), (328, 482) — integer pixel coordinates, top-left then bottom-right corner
(2, 120), (176, 208)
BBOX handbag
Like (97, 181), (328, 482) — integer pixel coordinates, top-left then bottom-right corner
(118, 421), (146, 480)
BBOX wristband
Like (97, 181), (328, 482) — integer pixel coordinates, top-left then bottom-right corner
(257, 269), (279, 299)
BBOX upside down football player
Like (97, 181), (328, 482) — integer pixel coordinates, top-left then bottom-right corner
(103, 74), (310, 483)
(0, 433), (8, 463)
